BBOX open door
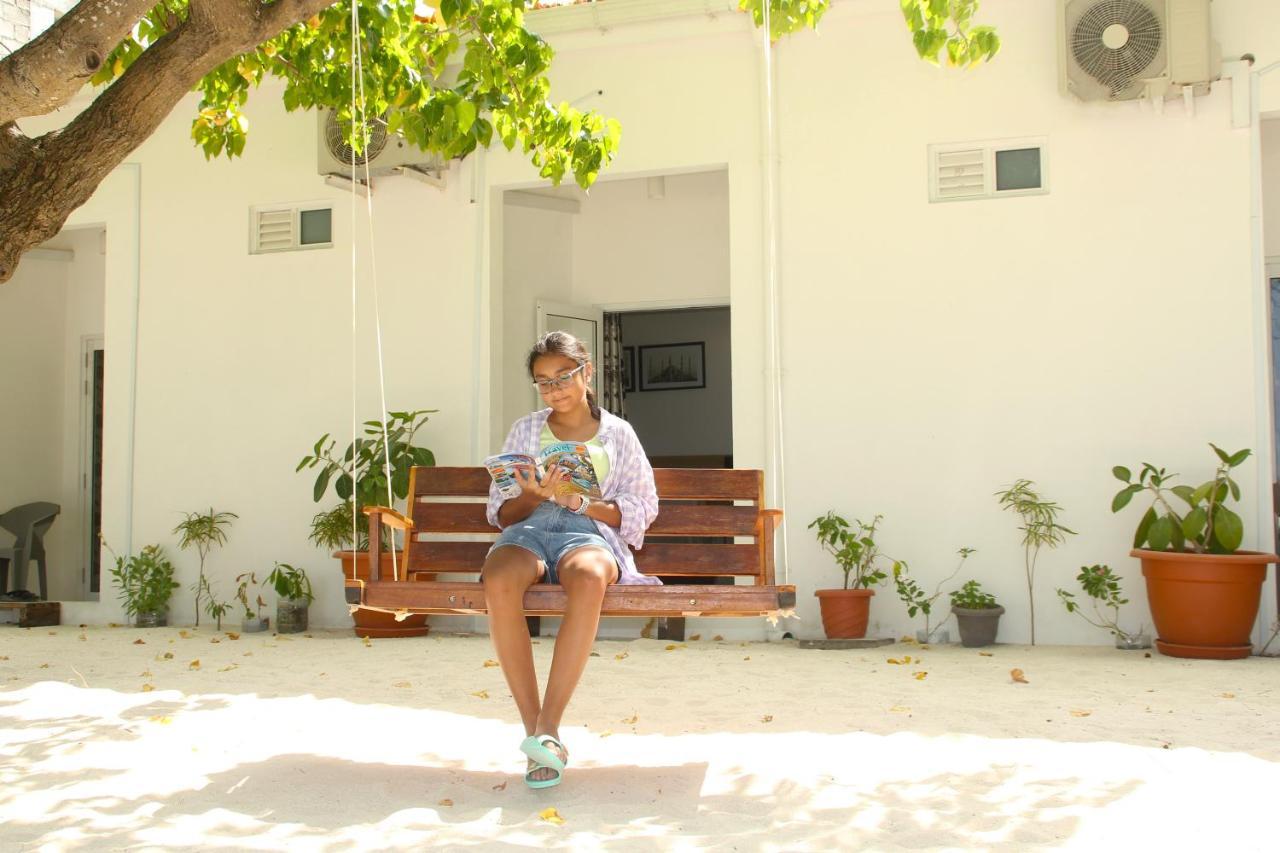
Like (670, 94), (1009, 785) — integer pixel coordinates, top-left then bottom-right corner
(536, 299), (603, 405)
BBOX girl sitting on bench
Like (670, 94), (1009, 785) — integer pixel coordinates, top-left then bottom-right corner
(482, 330), (660, 789)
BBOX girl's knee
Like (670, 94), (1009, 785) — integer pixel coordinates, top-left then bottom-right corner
(559, 550), (617, 592)
(482, 547), (539, 594)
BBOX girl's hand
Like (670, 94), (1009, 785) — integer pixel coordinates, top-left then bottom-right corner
(515, 465), (565, 502)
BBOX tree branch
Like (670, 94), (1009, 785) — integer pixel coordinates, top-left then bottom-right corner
(0, 0), (158, 126)
(0, 0), (333, 282)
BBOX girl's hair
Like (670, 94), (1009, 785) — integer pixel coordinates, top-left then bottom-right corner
(527, 330), (600, 419)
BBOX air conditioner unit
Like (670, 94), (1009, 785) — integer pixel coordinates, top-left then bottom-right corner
(316, 108), (448, 187)
(1058, 0), (1220, 102)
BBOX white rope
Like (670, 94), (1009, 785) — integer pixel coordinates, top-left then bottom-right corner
(350, 0), (400, 582)
(348, 1), (359, 579)
(760, 1), (790, 587)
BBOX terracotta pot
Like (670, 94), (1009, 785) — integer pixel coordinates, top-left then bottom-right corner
(1133, 548), (1277, 660)
(335, 551), (432, 639)
(953, 605), (1004, 648)
(814, 588), (875, 639)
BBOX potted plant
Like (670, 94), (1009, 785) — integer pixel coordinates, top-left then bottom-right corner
(995, 480), (1075, 645)
(950, 580), (1004, 647)
(298, 409), (436, 638)
(1056, 564), (1148, 649)
(808, 512), (903, 639)
(1112, 444), (1278, 659)
(173, 508), (237, 628)
(265, 562), (313, 634)
(106, 541), (180, 627)
(236, 572), (269, 633)
(894, 547), (974, 644)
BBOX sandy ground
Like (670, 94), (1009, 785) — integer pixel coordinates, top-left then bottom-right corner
(0, 625), (1277, 851)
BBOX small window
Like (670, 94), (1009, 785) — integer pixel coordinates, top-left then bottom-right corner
(250, 203), (334, 254)
(929, 138), (1048, 202)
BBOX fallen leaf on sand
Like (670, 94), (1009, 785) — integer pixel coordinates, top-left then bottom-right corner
(483, 659), (500, 668)
(0, 655), (7, 660)
(913, 671), (927, 680)
(394, 681), (412, 688)
(141, 684), (155, 692)
(39, 663), (49, 669)
(226, 632), (240, 640)
(161, 652), (174, 660)
(743, 656), (751, 661)
(761, 714), (773, 723)
(133, 639), (146, 645)
(979, 652), (994, 657)
(218, 664), (237, 673)
(689, 634), (702, 641)
(589, 652), (600, 657)
(362, 637), (372, 648)
(243, 651), (253, 657)
(640, 618), (656, 639)
(887, 657), (904, 665)
(492, 781), (508, 791)
(471, 690), (489, 699)
(539, 807), (565, 825)
(150, 715), (172, 724)
(713, 635), (724, 641)
(188, 660), (201, 670)
(78, 634), (87, 641)
(1221, 693), (1236, 699)
(599, 730), (613, 738)
(1070, 710), (1091, 717)
(140, 669), (153, 677)
(900, 635), (916, 644)
(889, 704), (910, 713)
(664, 644), (684, 651)
(277, 637), (292, 642)
(1011, 668), (1028, 684)
(179, 630), (190, 639)
(614, 652), (629, 660)
(622, 713), (638, 725)
(438, 799), (453, 807)
(210, 638), (221, 644)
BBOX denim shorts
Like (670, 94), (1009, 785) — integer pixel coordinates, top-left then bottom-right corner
(486, 501), (616, 584)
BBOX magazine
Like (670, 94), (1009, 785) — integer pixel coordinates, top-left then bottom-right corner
(484, 441), (603, 501)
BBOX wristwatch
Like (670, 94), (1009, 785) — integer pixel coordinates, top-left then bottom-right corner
(572, 495), (590, 515)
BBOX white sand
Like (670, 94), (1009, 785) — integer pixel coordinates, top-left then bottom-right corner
(1, 625), (1277, 850)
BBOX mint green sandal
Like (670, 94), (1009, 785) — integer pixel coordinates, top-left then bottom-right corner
(520, 734), (567, 789)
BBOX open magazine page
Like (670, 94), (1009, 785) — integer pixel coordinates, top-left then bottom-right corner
(538, 442), (603, 499)
(483, 453), (538, 500)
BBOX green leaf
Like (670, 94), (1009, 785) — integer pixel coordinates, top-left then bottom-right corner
(1227, 448), (1252, 467)
(1112, 466), (1131, 483)
(1111, 485), (1140, 513)
(1211, 443), (1230, 464)
(1213, 506), (1244, 552)
(313, 468), (333, 504)
(1171, 485), (1196, 507)
(1147, 516), (1174, 551)
(1181, 506), (1208, 541)
(1134, 506), (1158, 549)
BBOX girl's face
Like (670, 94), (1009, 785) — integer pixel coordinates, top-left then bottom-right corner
(532, 353), (591, 411)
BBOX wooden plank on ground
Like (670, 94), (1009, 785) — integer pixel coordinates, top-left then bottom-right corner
(0, 601), (60, 628)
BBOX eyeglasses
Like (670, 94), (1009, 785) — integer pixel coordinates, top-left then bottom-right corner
(532, 363), (586, 392)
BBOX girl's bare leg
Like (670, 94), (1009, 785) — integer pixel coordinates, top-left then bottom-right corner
(481, 547), (543, 736)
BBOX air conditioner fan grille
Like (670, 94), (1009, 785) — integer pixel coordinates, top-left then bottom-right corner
(1071, 0), (1163, 94)
(325, 111), (389, 167)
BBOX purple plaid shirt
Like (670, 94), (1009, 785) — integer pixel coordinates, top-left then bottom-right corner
(486, 407), (662, 586)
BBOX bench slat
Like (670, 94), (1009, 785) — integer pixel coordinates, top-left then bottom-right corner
(355, 580), (797, 617)
(652, 468), (761, 501)
(412, 502), (760, 537)
(407, 541), (762, 577)
(414, 467), (492, 497)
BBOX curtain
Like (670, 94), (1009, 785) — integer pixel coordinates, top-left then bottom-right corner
(600, 312), (627, 420)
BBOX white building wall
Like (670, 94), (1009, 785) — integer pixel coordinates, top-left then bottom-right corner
(6, 0), (1279, 644)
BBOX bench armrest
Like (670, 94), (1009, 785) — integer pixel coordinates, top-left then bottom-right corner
(760, 509), (783, 531)
(363, 505), (414, 531)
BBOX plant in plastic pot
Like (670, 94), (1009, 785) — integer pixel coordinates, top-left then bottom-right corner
(1112, 444), (1278, 659)
(808, 512), (903, 639)
(266, 562), (313, 634)
(106, 541), (180, 627)
(1056, 564), (1148, 649)
(236, 572), (269, 633)
(950, 580), (1004, 647)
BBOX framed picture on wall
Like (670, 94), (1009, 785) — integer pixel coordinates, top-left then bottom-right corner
(622, 347), (636, 394)
(639, 342), (705, 391)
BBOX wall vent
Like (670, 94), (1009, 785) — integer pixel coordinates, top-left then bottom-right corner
(250, 203), (333, 254)
(928, 138), (1049, 203)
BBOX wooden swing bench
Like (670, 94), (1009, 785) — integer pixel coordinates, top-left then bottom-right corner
(348, 467), (795, 627)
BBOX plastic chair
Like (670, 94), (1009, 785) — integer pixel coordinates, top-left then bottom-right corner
(0, 502), (60, 601)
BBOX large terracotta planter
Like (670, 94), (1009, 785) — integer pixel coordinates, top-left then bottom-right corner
(814, 588), (875, 639)
(336, 551), (432, 639)
(1132, 548), (1278, 660)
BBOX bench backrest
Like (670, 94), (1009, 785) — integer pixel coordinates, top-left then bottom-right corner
(404, 467), (772, 584)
